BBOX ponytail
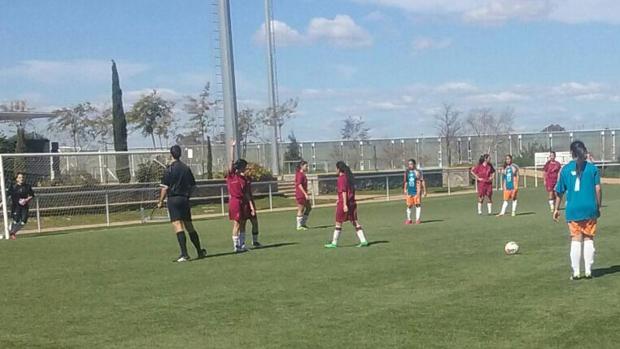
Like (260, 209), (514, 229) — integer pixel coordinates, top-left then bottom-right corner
(336, 161), (355, 190)
(570, 141), (587, 178)
(296, 160), (308, 172)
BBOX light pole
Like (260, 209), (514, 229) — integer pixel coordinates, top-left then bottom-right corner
(264, 0), (280, 175)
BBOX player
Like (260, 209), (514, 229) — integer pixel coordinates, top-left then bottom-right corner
(226, 142), (252, 253)
(324, 161), (369, 248)
(470, 154), (496, 215)
(403, 159), (426, 224)
(295, 160), (312, 230)
(543, 151), (562, 212)
(245, 177), (262, 248)
(554, 141), (602, 280)
(497, 155), (519, 217)
(158, 145), (207, 262)
(4, 172), (35, 240)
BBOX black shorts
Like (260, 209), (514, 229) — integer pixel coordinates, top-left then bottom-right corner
(167, 196), (191, 222)
(12, 205), (29, 224)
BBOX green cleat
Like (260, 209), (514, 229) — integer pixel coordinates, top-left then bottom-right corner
(324, 243), (338, 248)
(357, 241), (370, 248)
(297, 226), (309, 231)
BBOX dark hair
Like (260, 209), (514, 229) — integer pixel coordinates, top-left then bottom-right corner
(170, 145), (182, 160)
(503, 154), (513, 169)
(336, 161), (355, 190)
(550, 150), (556, 156)
(478, 154), (490, 165)
(296, 160), (308, 171)
(408, 159), (416, 166)
(233, 159), (248, 173)
(15, 172), (25, 179)
(570, 140), (588, 177)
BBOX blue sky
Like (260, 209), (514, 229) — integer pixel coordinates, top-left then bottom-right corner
(2, 0), (620, 147)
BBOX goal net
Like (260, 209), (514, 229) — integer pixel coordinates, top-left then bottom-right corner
(0, 150), (170, 238)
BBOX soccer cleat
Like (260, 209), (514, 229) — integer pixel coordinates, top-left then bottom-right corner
(174, 255), (190, 262)
(511, 212), (516, 217)
(584, 274), (593, 280)
(405, 219), (413, 225)
(356, 241), (370, 248)
(297, 226), (309, 231)
(196, 249), (207, 259)
(324, 243), (338, 248)
(252, 241), (262, 248)
(570, 274), (582, 281)
(415, 220), (421, 225)
(496, 213), (505, 217)
(9, 234), (16, 240)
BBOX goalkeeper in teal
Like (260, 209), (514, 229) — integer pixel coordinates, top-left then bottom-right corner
(497, 155), (519, 217)
(403, 159), (426, 224)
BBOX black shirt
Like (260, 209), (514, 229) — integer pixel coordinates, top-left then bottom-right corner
(8, 183), (34, 209)
(161, 161), (196, 197)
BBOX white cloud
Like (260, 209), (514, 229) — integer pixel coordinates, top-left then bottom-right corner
(364, 10), (389, 21)
(0, 59), (149, 85)
(467, 91), (530, 103)
(463, 0), (554, 24)
(253, 20), (306, 46)
(307, 15), (373, 48)
(552, 82), (605, 96)
(412, 37), (452, 51)
(435, 82), (479, 94)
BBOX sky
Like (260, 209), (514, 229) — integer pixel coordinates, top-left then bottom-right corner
(2, 0), (620, 147)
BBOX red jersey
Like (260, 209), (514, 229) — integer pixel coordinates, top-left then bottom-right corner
(337, 174), (355, 205)
(543, 160), (561, 183)
(472, 164), (495, 184)
(226, 171), (246, 200)
(295, 170), (308, 200)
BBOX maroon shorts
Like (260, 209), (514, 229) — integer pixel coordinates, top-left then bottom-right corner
(229, 198), (250, 222)
(477, 183), (493, 199)
(546, 180), (557, 193)
(296, 196), (308, 205)
(336, 202), (358, 223)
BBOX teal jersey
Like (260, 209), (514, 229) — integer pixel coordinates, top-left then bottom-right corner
(405, 170), (418, 196)
(503, 165), (518, 190)
(556, 160), (600, 222)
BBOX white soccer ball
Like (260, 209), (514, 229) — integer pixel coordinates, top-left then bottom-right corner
(504, 241), (519, 255)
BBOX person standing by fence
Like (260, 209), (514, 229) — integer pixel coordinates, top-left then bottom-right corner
(471, 154), (496, 215)
(295, 160), (312, 230)
(543, 151), (562, 212)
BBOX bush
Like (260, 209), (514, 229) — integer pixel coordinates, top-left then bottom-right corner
(39, 170), (99, 187)
(245, 163), (275, 182)
(136, 161), (166, 183)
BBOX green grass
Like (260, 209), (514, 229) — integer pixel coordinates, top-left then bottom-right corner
(2, 186), (620, 348)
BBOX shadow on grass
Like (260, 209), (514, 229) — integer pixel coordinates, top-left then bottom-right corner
(310, 225), (333, 229)
(516, 212), (536, 216)
(421, 220), (444, 224)
(369, 240), (389, 246)
(592, 265), (620, 278)
(200, 242), (299, 260)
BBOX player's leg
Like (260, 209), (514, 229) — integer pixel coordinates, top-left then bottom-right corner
(415, 196), (422, 224)
(498, 191), (509, 216)
(352, 220), (369, 247)
(302, 201), (312, 227)
(231, 220), (242, 252)
(569, 223), (583, 280)
(325, 222), (342, 248)
(249, 215), (261, 247)
(239, 219), (249, 251)
(547, 190), (556, 212)
(296, 203), (305, 230)
(183, 220), (207, 258)
(405, 196), (413, 224)
(477, 195), (484, 215)
(511, 191), (518, 216)
(486, 189), (493, 215)
(171, 220), (190, 262)
(582, 221), (596, 279)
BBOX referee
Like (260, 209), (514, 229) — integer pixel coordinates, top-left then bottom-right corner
(158, 145), (207, 262)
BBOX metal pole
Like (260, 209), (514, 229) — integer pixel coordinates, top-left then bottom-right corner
(265, 0), (280, 176)
(447, 169), (451, 196)
(98, 152), (104, 184)
(311, 179), (316, 207)
(0, 155), (8, 239)
(535, 163), (538, 188)
(220, 186), (226, 215)
(268, 183), (273, 211)
(36, 197), (41, 232)
(386, 176), (390, 201)
(105, 192), (110, 226)
(219, 0), (241, 162)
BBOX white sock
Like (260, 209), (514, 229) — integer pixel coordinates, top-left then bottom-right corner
(548, 200), (554, 209)
(239, 231), (246, 247)
(332, 229), (341, 245)
(415, 207), (421, 221)
(512, 200), (518, 214)
(296, 216), (303, 228)
(570, 240), (582, 276)
(583, 240), (595, 276)
(406, 208), (412, 220)
(500, 201), (508, 215)
(477, 203), (482, 214)
(232, 235), (240, 249)
(487, 203), (493, 214)
(302, 215), (309, 226)
(356, 228), (367, 243)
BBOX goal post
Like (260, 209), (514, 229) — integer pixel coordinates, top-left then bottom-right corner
(0, 150), (170, 238)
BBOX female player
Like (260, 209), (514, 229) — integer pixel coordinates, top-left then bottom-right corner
(470, 154), (496, 215)
(403, 159), (426, 224)
(554, 141), (602, 280)
(245, 177), (262, 248)
(497, 154), (519, 217)
(324, 161), (368, 248)
(226, 142), (252, 253)
(6, 172), (34, 240)
(543, 151), (562, 212)
(295, 160), (312, 230)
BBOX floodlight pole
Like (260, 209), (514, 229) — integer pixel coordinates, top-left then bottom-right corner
(265, 0), (280, 176)
(218, 0), (241, 162)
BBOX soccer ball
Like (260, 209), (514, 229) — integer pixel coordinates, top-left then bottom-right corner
(504, 241), (519, 255)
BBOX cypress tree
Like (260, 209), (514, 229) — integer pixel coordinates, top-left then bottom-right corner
(112, 60), (131, 183)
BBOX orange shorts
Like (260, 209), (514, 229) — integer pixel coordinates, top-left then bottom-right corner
(406, 195), (421, 207)
(503, 189), (518, 201)
(568, 220), (597, 238)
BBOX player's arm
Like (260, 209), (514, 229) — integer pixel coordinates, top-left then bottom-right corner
(158, 169), (170, 208)
(341, 191), (348, 212)
(418, 170), (427, 197)
(470, 168), (480, 181)
(595, 167), (602, 214)
(245, 189), (256, 215)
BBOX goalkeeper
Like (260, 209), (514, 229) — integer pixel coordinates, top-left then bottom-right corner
(6, 172), (34, 240)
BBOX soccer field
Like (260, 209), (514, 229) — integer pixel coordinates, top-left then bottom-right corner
(1, 186), (619, 349)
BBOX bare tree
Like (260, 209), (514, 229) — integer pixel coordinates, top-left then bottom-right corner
(341, 116), (370, 141)
(183, 83), (216, 174)
(238, 108), (259, 158)
(435, 103), (463, 166)
(258, 98), (299, 141)
(466, 107), (514, 155)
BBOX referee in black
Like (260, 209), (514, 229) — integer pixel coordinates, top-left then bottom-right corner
(158, 145), (206, 262)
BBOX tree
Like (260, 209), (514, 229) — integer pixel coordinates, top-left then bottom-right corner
(258, 98), (298, 141)
(341, 116), (370, 141)
(53, 102), (97, 150)
(127, 89), (175, 149)
(183, 83), (215, 175)
(87, 107), (113, 149)
(284, 132), (301, 162)
(13, 127), (27, 174)
(466, 107), (514, 155)
(541, 124), (565, 132)
(111, 60), (131, 183)
(237, 108), (259, 158)
(435, 103), (463, 166)
(206, 136), (213, 179)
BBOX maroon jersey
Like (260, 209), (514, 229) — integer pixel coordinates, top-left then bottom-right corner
(543, 160), (561, 183)
(226, 171), (246, 200)
(337, 174), (355, 205)
(472, 164), (495, 184)
(295, 170), (308, 200)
